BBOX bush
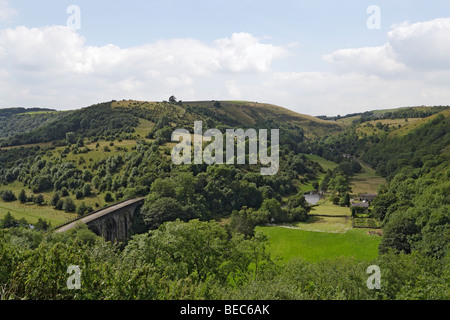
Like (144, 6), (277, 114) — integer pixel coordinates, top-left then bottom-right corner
(1, 190), (16, 202)
(332, 196), (340, 205)
(62, 197), (76, 213)
(34, 194), (45, 205)
(104, 192), (114, 202)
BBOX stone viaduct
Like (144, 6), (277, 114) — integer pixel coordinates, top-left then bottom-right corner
(53, 197), (145, 242)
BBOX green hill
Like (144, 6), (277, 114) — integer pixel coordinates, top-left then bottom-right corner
(0, 100), (343, 149)
(0, 100), (448, 301)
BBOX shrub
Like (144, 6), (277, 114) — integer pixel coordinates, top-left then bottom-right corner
(1, 190), (16, 202)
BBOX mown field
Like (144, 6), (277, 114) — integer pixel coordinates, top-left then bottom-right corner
(257, 226), (381, 263)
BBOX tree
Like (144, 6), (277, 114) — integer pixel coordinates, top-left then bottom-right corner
(18, 189), (27, 203)
(169, 95), (177, 103)
(339, 192), (350, 207)
(62, 197), (76, 213)
(154, 127), (173, 143)
(55, 199), (64, 210)
(259, 198), (286, 223)
(77, 202), (88, 216)
(1, 190), (16, 202)
(50, 192), (60, 207)
(34, 194), (45, 205)
(83, 183), (92, 197)
(141, 197), (185, 229)
(104, 192), (114, 202)
(1, 212), (17, 228)
(228, 207), (267, 238)
(66, 131), (76, 144)
(328, 173), (352, 195)
(371, 193), (396, 221)
(75, 190), (84, 199)
(30, 175), (52, 193)
(82, 169), (92, 182)
(379, 210), (419, 254)
(60, 187), (69, 197)
(34, 218), (50, 231)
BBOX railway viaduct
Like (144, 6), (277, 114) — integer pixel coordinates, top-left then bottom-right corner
(53, 197), (145, 242)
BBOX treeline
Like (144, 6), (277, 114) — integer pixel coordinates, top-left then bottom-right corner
(0, 107), (56, 117)
(317, 106), (449, 123)
(357, 106), (449, 123)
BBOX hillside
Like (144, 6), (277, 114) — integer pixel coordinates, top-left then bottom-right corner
(0, 100), (448, 300)
(0, 99), (344, 228)
(0, 108), (65, 140)
(0, 100), (343, 149)
(314, 106), (450, 259)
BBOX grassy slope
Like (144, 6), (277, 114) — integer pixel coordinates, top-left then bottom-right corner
(179, 100), (344, 137)
(349, 162), (386, 195)
(0, 118), (156, 225)
(388, 108), (450, 138)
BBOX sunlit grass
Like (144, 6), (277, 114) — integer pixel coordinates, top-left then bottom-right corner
(257, 226), (381, 263)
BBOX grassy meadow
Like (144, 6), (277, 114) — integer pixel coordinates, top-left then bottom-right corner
(257, 226), (381, 263)
(349, 162), (385, 194)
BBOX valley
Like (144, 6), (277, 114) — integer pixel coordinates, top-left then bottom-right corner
(0, 100), (448, 300)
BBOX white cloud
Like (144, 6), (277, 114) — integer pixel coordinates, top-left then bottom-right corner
(257, 70), (450, 116)
(0, 0), (16, 22)
(0, 27), (287, 108)
(322, 44), (407, 76)
(225, 80), (242, 98)
(213, 32), (288, 73)
(387, 18), (450, 70)
(1, 18), (450, 116)
(324, 18), (450, 75)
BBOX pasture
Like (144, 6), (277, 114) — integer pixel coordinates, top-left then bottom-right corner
(257, 226), (381, 263)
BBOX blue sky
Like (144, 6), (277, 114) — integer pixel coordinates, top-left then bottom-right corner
(1, 0), (450, 115)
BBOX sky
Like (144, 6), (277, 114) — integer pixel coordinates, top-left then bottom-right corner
(0, 0), (450, 116)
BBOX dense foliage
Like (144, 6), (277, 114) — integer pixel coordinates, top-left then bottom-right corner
(0, 103), (138, 147)
(1, 222), (448, 300)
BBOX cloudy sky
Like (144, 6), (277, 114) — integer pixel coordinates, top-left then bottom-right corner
(1, 0), (450, 116)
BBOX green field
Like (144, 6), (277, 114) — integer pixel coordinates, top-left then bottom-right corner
(349, 162), (385, 194)
(303, 153), (339, 172)
(257, 226), (381, 263)
(309, 198), (350, 216)
(0, 200), (74, 226)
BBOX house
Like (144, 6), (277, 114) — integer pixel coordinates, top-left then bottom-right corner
(358, 193), (377, 203)
(351, 201), (369, 214)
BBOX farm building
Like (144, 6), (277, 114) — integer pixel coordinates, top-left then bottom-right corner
(351, 201), (369, 214)
(358, 193), (377, 203)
